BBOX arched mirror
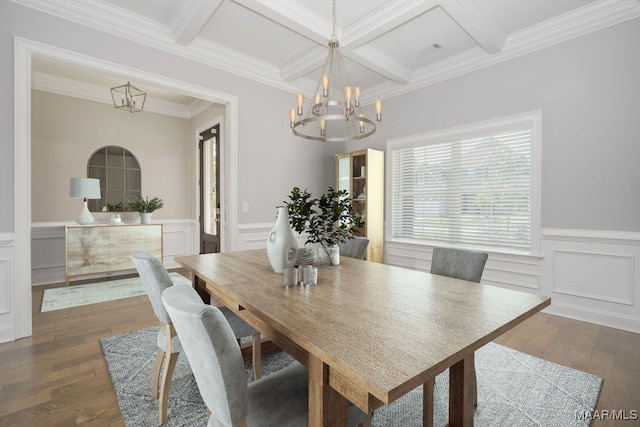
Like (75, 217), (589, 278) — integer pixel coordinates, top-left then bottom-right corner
(87, 145), (141, 211)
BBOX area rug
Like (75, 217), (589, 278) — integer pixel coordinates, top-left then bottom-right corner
(41, 273), (191, 312)
(101, 326), (602, 426)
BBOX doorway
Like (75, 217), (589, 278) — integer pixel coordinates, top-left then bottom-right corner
(13, 38), (241, 340)
(199, 123), (220, 254)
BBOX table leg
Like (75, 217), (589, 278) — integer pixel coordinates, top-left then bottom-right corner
(192, 275), (211, 304)
(449, 353), (475, 427)
(308, 354), (349, 427)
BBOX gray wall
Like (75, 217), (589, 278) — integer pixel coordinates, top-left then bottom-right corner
(361, 17), (640, 232)
(31, 90), (191, 222)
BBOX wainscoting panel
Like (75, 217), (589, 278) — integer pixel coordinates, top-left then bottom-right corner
(386, 230), (640, 333)
(542, 229), (640, 333)
(552, 250), (633, 305)
(31, 220), (197, 285)
(0, 233), (16, 343)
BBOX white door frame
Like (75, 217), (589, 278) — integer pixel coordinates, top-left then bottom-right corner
(13, 37), (240, 339)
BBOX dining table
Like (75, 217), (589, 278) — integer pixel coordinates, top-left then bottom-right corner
(176, 249), (550, 427)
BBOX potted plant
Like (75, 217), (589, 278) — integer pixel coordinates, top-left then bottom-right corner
(284, 186), (364, 266)
(125, 196), (164, 224)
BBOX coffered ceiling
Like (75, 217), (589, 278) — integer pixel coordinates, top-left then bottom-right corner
(20, 0), (640, 116)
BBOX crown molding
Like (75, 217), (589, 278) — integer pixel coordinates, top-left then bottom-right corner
(12, 0), (304, 94)
(12, 0), (640, 101)
(32, 71), (202, 119)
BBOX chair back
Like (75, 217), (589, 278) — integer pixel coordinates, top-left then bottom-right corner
(431, 247), (488, 283)
(338, 237), (370, 260)
(162, 285), (249, 427)
(131, 252), (174, 324)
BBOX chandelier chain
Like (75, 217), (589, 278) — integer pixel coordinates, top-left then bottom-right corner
(331, 0), (337, 40)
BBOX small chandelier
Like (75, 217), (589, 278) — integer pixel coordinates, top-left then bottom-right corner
(110, 81), (146, 113)
(289, 0), (382, 142)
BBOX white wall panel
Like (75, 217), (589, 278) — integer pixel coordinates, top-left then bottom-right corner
(541, 229), (640, 333)
(0, 233), (15, 343)
(552, 250), (634, 305)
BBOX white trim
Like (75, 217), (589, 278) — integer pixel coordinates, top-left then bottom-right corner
(544, 301), (640, 334)
(0, 233), (15, 246)
(14, 38), (32, 340)
(542, 228), (640, 245)
(14, 37), (239, 339)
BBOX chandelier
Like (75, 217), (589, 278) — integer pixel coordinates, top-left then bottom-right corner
(289, 0), (382, 142)
(110, 81), (146, 113)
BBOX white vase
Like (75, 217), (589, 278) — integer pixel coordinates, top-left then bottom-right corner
(266, 206), (299, 273)
(140, 212), (153, 224)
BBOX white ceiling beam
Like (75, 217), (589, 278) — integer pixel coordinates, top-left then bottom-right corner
(281, 0), (436, 84)
(280, 45), (327, 82)
(438, 0), (506, 54)
(345, 46), (412, 85)
(232, 0), (333, 45)
(342, 0), (440, 49)
(169, 0), (224, 46)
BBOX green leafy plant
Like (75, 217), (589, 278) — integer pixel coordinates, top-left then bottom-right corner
(284, 186), (364, 265)
(125, 196), (164, 213)
(107, 202), (125, 212)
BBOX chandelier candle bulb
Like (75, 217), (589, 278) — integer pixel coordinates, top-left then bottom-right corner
(358, 114), (365, 133)
(296, 93), (304, 115)
(354, 86), (361, 107)
(313, 92), (322, 113)
(321, 75), (330, 97)
(375, 100), (383, 121)
(344, 86), (353, 108)
(289, 109), (296, 128)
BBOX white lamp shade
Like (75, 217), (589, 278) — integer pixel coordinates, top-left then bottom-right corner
(69, 178), (101, 199)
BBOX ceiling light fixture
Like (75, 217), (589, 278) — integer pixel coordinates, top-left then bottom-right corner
(110, 81), (146, 113)
(289, 0), (382, 142)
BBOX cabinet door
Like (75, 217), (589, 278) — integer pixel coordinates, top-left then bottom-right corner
(145, 225), (163, 259)
(89, 227), (110, 274)
(109, 226), (130, 271)
(67, 227), (92, 276)
(127, 226), (147, 268)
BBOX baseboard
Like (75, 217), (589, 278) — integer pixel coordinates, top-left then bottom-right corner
(544, 301), (640, 334)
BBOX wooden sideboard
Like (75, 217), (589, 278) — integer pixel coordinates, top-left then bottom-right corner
(65, 223), (163, 286)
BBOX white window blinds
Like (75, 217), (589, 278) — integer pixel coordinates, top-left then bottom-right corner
(390, 114), (538, 252)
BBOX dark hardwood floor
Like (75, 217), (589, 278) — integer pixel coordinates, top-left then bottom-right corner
(0, 275), (638, 426)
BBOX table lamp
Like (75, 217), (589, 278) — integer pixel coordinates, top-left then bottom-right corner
(69, 177), (101, 225)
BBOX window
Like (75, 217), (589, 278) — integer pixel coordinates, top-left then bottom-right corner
(388, 111), (540, 254)
(87, 146), (141, 211)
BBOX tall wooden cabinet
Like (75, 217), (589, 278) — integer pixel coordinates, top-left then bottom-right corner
(335, 149), (384, 263)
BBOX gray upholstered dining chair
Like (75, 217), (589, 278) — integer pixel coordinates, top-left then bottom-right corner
(424, 247), (488, 424)
(131, 252), (262, 425)
(162, 284), (370, 427)
(338, 236), (369, 260)
(430, 247), (488, 283)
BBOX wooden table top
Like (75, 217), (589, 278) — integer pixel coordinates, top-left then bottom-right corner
(176, 249), (550, 412)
